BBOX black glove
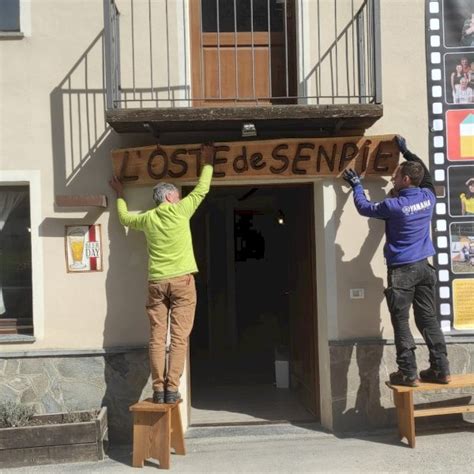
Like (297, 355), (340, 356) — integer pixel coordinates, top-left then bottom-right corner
(342, 168), (361, 188)
(395, 135), (408, 155)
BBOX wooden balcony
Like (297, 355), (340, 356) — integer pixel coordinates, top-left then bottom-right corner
(104, 0), (382, 143)
(106, 103), (382, 144)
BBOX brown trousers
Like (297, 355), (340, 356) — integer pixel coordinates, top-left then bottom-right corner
(146, 274), (196, 392)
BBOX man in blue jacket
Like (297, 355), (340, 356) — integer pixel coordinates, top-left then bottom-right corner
(342, 136), (450, 387)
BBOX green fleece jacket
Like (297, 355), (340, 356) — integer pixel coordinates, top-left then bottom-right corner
(117, 165), (213, 281)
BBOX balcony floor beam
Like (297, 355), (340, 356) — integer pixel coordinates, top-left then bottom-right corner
(106, 104), (383, 143)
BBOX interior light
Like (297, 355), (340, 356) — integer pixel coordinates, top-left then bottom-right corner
(277, 210), (285, 225)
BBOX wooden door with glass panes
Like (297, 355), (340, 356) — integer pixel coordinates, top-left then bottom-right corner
(190, 0), (296, 105)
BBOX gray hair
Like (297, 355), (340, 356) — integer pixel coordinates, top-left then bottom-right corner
(152, 183), (178, 204)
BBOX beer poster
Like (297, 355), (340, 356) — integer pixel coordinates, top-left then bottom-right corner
(65, 225), (103, 273)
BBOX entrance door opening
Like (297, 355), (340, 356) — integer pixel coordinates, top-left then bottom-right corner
(187, 184), (319, 425)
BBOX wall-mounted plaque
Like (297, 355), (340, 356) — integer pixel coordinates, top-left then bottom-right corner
(65, 225), (103, 273)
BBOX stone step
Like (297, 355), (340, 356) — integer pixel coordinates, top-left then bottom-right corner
(186, 422), (328, 444)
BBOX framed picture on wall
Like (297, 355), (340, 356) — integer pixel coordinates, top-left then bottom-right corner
(65, 225), (103, 273)
(444, 53), (474, 104)
(446, 109), (474, 161)
(453, 278), (474, 329)
(448, 165), (474, 216)
(450, 221), (474, 273)
(443, 0), (474, 48)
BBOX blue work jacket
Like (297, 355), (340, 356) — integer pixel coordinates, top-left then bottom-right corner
(351, 152), (436, 267)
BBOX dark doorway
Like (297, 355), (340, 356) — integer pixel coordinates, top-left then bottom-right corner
(186, 183), (319, 425)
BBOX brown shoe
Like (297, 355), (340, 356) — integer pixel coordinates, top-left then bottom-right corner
(389, 370), (420, 387)
(419, 368), (451, 384)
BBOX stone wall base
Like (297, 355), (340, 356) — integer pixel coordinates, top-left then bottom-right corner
(0, 349), (151, 444)
(1, 341), (473, 442)
(329, 340), (474, 432)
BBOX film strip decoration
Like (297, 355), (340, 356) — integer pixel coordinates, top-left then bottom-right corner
(426, 0), (474, 333)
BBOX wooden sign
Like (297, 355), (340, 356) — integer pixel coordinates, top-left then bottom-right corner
(111, 135), (399, 186)
(56, 195), (108, 208)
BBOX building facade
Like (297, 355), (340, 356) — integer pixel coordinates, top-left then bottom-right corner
(0, 0), (473, 443)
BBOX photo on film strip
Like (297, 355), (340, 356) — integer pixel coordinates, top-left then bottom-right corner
(447, 165), (474, 215)
(452, 278), (474, 329)
(450, 221), (474, 273)
(446, 109), (474, 161)
(444, 53), (474, 104)
(443, 0), (474, 48)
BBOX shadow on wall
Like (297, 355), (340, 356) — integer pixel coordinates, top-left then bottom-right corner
(102, 206), (152, 444)
(43, 29), (167, 443)
(298, 0), (371, 104)
(328, 181), (393, 431)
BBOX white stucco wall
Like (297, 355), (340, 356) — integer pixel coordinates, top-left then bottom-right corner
(0, 1), (193, 351)
(1, 0), (430, 428)
(296, 0), (429, 346)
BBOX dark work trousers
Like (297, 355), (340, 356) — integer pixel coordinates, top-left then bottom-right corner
(384, 259), (449, 377)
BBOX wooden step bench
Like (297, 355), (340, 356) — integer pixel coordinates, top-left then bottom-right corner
(386, 373), (474, 448)
(129, 398), (185, 469)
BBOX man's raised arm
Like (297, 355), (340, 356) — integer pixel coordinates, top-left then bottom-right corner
(395, 136), (435, 195)
(176, 143), (215, 218)
(342, 168), (392, 219)
(109, 176), (149, 230)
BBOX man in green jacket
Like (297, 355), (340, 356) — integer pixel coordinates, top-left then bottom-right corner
(109, 143), (214, 403)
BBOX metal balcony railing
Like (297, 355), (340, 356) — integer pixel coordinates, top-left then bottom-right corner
(103, 0), (381, 110)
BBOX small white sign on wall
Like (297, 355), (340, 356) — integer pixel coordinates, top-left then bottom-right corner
(65, 225), (103, 273)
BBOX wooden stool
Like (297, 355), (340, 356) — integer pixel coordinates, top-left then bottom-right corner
(129, 398), (185, 469)
(386, 373), (474, 448)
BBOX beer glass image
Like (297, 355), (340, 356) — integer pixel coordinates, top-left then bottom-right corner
(68, 227), (86, 270)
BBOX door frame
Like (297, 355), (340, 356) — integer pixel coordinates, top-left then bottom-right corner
(286, 183), (320, 418)
(184, 181), (320, 424)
